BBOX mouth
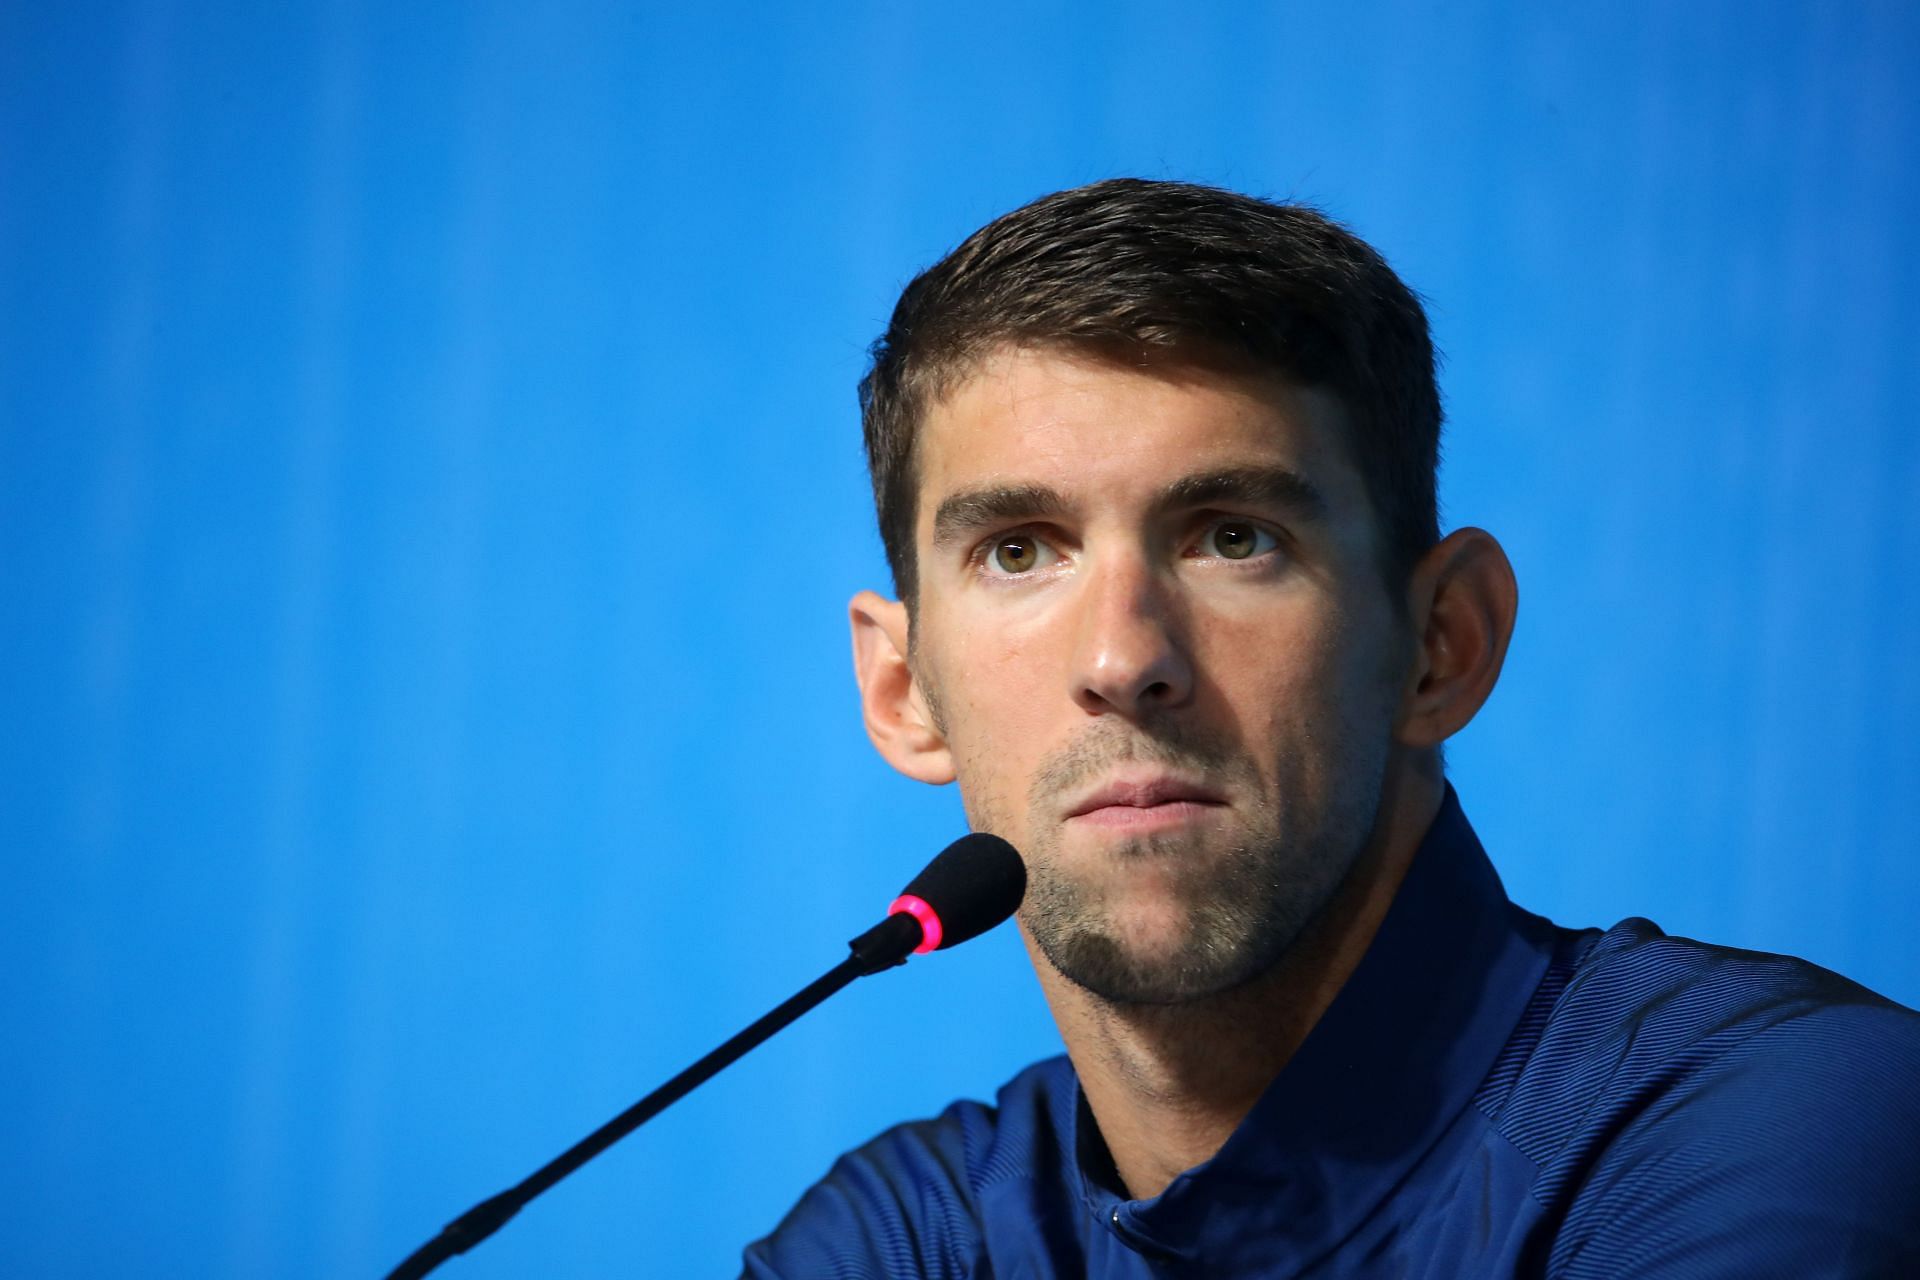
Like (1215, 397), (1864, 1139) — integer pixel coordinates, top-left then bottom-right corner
(1064, 774), (1228, 833)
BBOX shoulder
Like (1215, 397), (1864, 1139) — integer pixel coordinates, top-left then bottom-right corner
(1503, 919), (1920, 1277)
(1542, 917), (1920, 1100)
(740, 1056), (1077, 1280)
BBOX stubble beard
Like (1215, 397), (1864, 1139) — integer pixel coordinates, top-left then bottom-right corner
(981, 714), (1392, 1008)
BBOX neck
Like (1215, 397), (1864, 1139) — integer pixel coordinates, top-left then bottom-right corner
(1031, 761), (1442, 1200)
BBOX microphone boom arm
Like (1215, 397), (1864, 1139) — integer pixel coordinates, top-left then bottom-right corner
(382, 913), (922, 1280)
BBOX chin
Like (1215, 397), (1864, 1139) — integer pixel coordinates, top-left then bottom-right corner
(1035, 904), (1287, 1007)
(1021, 820), (1341, 1005)
(1103, 898), (1204, 958)
(1049, 941), (1263, 1007)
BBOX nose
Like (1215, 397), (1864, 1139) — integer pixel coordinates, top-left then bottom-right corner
(1069, 554), (1195, 717)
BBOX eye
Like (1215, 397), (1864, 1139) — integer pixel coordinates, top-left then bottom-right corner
(1196, 519), (1279, 561)
(982, 532), (1056, 577)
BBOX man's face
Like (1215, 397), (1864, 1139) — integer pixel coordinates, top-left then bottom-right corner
(906, 346), (1412, 1005)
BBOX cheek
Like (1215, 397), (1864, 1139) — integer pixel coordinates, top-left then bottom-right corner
(1300, 612), (1406, 749)
(927, 623), (1055, 824)
(943, 613), (1055, 730)
(1206, 596), (1338, 689)
(1217, 602), (1393, 756)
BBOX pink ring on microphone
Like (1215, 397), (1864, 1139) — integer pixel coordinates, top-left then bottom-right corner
(889, 894), (943, 953)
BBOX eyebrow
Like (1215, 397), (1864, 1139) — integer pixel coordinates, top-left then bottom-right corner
(930, 483), (1070, 550)
(929, 465), (1329, 550)
(1155, 466), (1330, 524)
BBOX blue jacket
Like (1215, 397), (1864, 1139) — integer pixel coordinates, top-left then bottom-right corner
(744, 792), (1920, 1278)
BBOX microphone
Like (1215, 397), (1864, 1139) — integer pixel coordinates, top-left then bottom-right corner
(849, 831), (1029, 969)
(383, 833), (1025, 1280)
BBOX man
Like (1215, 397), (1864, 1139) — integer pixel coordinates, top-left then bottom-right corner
(743, 180), (1920, 1277)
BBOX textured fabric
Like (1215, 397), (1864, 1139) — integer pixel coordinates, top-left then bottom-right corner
(742, 794), (1920, 1278)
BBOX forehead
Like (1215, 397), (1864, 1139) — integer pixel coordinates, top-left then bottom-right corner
(914, 346), (1370, 527)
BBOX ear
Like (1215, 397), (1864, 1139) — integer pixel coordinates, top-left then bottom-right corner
(1395, 528), (1519, 749)
(849, 590), (956, 785)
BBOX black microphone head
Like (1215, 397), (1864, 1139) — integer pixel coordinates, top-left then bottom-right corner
(894, 833), (1026, 951)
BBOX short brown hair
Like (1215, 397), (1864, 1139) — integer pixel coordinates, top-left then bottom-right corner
(859, 178), (1442, 602)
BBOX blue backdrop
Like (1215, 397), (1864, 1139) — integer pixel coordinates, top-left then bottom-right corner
(4, 3), (1916, 1275)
